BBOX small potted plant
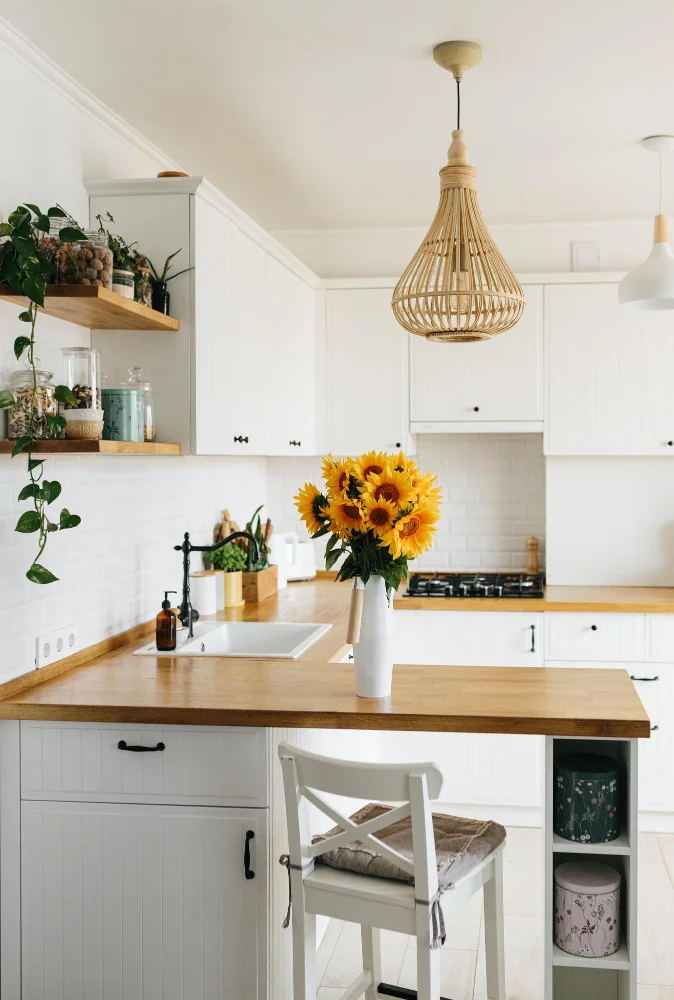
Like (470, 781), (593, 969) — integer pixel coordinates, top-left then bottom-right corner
(147, 249), (193, 315)
(210, 540), (247, 607)
(241, 504), (278, 602)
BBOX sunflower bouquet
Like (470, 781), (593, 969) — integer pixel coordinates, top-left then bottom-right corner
(294, 450), (442, 594)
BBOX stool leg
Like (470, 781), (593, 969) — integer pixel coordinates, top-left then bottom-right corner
(415, 904), (440, 1000)
(361, 925), (382, 1000)
(290, 870), (316, 1000)
(483, 852), (506, 1000)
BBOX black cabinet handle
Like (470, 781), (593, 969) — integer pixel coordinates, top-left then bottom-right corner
(233, 435), (249, 444)
(651, 725), (659, 731)
(118, 740), (165, 753)
(530, 624), (536, 652)
(244, 829), (255, 879)
(473, 406), (480, 412)
(630, 675), (659, 682)
(289, 440), (301, 447)
(590, 625), (598, 631)
(668, 441), (673, 447)
(395, 442), (401, 448)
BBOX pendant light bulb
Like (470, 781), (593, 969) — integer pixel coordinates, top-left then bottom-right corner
(392, 41), (526, 343)
(619, 135), (674, 310)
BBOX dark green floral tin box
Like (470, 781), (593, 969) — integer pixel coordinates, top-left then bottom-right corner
(554, 752), (620, 843)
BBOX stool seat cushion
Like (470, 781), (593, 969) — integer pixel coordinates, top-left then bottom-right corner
(312, 803), (506, 888)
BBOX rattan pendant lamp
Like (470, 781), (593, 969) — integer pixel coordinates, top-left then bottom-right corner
(392, 41), (526, 343)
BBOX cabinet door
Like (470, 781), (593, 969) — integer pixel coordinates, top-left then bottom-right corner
(394, 610), (544, 666)
(325, 288), (414, 455)
(409, 284), (543, 425)
(21, 802), (266, 1000)
(546, 282), (674, 455)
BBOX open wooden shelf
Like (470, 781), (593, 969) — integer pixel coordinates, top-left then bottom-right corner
(0, 440), (181, 455)
(0, 284), (180, 331)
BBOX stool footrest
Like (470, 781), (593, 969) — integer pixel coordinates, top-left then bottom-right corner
(378, 983), (453, 1000)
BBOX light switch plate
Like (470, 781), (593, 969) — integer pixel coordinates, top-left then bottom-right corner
(571, 241), (601, 271)
(35, 623), (78, 669)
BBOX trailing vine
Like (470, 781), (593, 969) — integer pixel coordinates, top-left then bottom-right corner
(0, 204), (86, 584)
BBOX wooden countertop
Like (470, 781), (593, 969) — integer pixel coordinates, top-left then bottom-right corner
(394, 585), (674, 613)
(0, 580), (649, 737)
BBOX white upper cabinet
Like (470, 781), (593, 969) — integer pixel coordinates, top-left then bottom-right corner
(546, 282), (674, 455)
(324, 287), (415, 455)
(409, 283), (544, 430)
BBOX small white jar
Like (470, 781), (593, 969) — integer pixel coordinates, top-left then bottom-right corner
(554, 861), (621, 958)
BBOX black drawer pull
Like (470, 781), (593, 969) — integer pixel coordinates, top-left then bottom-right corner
(630, 675), (659, 682)
(118, 740), (165, 753)
(233, 435), (249, 444)
(651, 725), (659, 731)
(473, 406), (480, 412)
(590, 625), (598, 631)
(530, 624), (536, 652)
(289, 440), (301, 447)
(244, 829), (255, 879)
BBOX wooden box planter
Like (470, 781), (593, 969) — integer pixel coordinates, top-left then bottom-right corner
(242, 565), (278, 603)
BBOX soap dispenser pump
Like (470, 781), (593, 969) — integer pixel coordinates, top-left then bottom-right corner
(156, 591), (177, 651)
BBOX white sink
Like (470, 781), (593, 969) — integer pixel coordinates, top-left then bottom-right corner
(133, 620), (332, 659)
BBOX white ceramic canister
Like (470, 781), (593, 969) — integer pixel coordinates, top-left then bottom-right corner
(189, 571), (218, 616)
(554, 861), (621, 958)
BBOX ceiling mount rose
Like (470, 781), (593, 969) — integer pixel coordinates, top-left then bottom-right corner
(392, 40), (525, 343)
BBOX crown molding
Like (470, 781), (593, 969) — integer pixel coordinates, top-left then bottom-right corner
(0, 15), (180, 173)
(319, 272), (627, 289)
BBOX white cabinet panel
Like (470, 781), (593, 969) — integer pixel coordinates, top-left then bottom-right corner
(21, 801), (266, 1000)
(21, 723), (267, 806)
(395, 610), (544, 666)
(325, 288), (414, 455)
(544, 612), (644, 662)
(409, 284), (543, 425)
(645, 614), (674, 662)
(546, 283), (674, 455)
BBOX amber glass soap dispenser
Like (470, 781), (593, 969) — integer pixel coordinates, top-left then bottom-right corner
(156, 591), (177, 651)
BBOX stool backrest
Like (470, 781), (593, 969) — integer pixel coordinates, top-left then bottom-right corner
(278, 742), (444, 901)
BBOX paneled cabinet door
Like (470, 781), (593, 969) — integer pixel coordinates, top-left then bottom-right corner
(394, 610), (545, 666)
(21, 801), (267, 1000)
(409, 284), (543, 425)
(546, 282), (674, 455)
(325, 287), (415, 455)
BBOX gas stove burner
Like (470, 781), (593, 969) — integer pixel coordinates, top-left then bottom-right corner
(404, 571), (545, 599)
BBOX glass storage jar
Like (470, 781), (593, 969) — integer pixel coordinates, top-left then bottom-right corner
(61, 347), (102, 410)
(54, 230), (112, 290)
(134, 264), (153, 309)
(6, 366), (58, 440)
(120, 366), (156, 441)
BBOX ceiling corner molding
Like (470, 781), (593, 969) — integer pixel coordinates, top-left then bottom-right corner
(0, 14), (181, 174)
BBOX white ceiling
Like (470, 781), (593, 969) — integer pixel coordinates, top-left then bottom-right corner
(3, 0), (674, 231)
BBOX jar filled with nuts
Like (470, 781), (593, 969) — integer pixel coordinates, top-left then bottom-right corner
(54, 230), (112, 290)
(6, 366), (58, 440)
(134, 262), (153, 309)
(61, 347), (102, 410)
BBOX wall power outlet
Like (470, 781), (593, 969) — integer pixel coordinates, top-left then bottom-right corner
(35, 623), (78, 669)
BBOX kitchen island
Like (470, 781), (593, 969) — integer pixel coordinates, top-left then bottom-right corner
(0, 579), (651, 1000)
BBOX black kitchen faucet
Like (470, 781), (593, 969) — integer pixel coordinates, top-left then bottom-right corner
(174, 530), (259, 638)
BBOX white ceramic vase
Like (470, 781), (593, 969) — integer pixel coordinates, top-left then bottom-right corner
(352, 575), (395, 698)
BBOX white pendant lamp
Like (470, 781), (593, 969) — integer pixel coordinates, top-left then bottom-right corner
(392, 40), (526, 343)
(619, 134), (674, 310)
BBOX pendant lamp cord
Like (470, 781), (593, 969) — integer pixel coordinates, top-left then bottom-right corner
(456, 78), (461, 130)
(660, 150), (663, 215)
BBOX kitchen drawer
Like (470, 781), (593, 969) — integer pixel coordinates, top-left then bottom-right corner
(394, 610), (544, 666)
(646, 614), (674, 662)
(20, 722), (268, 807)
(544, 613), (644, 662)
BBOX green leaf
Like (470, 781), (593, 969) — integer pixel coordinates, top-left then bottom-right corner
(26, 563), (58, 585)
(45, 414), (66, 438)
(11, 436), (30, 457)
(35, 214), (50, 233)
(54, 384), (78, 408)
(15, 510), (40, 533)
(23, 203), (41, 216)
(18, 309), (32, 322)
(28, 458), (44, 471)
(0, 222), (11, 237)
(311, 524), (330, 539)
(58, 227), (87, 243)
(59, 508), (81, 530)
(21, 277), (44, 307)
(41, 480), (61, 504)
(325, 546), (345, 571)
(18, 483), (41, 501)
(13, 335), (31, 359)
(47, 522), (59, 532)
(47, 206), (67, 218)
(0, 390), (14, 409)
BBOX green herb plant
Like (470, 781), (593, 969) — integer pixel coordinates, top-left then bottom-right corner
(0, 204), (85, 584)
(95, 212), (144, 275)
(147, 249), (193, 285)
(244, 505), (271, 572)
(209, 542), (247, 573)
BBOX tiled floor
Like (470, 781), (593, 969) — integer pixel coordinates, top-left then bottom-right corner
(315, 828), (674, 999)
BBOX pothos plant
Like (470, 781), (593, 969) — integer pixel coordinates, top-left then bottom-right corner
(0, 204), (87, 584)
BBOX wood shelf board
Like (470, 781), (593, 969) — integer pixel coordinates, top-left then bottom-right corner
(0, 440), (180, 455)
(551, 940), (630, 971)
(0, 284), (179, 331)
(552, 832), (631, 855)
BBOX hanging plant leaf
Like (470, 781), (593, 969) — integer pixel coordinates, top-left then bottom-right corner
(47, 522), (59, 532)
(36, 215), (51, 234)
(23, 204), (42, 216)
(15, 510), (41, 533)
(28, 458), (44, 472)
(59, 508), (81, 530)
(0, 222), (12, 237)
(54, 384), (79, 408)
(0, 390), (14, 409)
(47, 206), (67, 218)
(21, 278), (44, 307)
(12, 436), (30, 457)
(41, 480), (62, 504)
(18, 483), (41, 501)
(58, 227), (87, 243)
(45, 414), (66, 438)
(26, 564), (58, 585)
(13, 335), (31, 359)
(18, 310), (32, 322)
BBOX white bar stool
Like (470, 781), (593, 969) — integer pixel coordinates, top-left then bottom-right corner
(278, 742), (506, 1000)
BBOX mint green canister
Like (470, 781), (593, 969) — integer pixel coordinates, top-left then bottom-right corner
(102, 388), (145, 442)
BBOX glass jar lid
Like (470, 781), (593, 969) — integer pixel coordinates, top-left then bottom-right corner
(61, 346), (101, 358)
(8, 365), (54, 389)
(121, 365), (152, 390)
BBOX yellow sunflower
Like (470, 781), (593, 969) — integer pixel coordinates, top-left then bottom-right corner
(324, 456), (353, 498)
(362, 465), (416, 511)
(392, 450), (420, 479)
(415, 471), (443, 507)
(352, 450), (388, 483)
(294, 482), (329, 535)
(327, 497), (364, 537)
(381, 502), (440, 559)
(361, 495), (397, 537)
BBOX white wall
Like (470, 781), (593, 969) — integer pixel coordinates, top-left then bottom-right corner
(0, 25), (266, 682)
(546, 458), (674, 586)
(266, 434), (545, 574)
